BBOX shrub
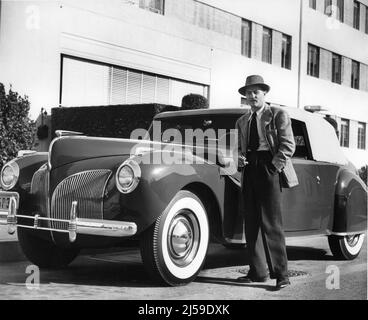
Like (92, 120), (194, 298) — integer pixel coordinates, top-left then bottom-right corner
(181, 94), (209, 110)
(0, 83), (35, 170)
(358, 166), (367, 186)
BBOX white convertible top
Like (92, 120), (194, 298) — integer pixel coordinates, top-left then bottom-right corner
(156, 107), (348, 165)
(285, 107), (348, 165)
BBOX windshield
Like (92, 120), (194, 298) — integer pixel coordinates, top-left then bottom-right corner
(147, 114), (240, 148)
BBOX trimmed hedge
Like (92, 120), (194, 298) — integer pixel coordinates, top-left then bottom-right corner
(181, 94), (209, 110)
(51, 104), (179, 139)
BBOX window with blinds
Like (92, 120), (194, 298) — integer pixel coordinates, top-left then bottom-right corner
(61, 56), (208, 107)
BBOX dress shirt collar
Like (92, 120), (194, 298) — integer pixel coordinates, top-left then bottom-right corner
(249, 104), (266, 120)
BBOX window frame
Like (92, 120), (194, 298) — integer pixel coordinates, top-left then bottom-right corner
(262, 27), (272, 64)
(358, 122), (366, 150)
(324, 0), (333, 16)
(139, 0), (165, 15)
(353, 0), (360, 30)
(291, 119), (313, 160)
(351, 60), (360, 89)
(281, 34), (292, 70)
(241, 19), (252, 58)
(307, 44), (320, 78)
(366, 4), (368, 34)
(336, 0), (344, 22)
(331, 53), (342, 84)
(309, 0), (317, 9)
(340, 118), (350, 147)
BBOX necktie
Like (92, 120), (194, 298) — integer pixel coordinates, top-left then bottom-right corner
(249, 112), (259, 152)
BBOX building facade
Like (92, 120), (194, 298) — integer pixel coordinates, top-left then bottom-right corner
(0, 0), (367, 167)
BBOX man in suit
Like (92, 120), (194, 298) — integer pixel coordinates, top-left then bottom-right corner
(235, 75), (299, 290)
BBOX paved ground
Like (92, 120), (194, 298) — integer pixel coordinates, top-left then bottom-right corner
(0, 235), (366, 300)
(0, 227), (17, 241)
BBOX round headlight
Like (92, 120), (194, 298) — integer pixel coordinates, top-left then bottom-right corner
(116, 159), (141, 194)
(117, 166), (134, 188)
(0, 161), (20, 190)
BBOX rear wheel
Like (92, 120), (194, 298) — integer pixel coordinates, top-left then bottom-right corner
(328, 233), (365, 260)
(140, 190), (209, 286)
(18, 227), (79, 268)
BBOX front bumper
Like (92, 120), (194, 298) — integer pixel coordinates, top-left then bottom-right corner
(0, 191), (137, 242)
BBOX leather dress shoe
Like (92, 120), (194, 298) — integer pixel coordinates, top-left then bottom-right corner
(237, 275), (268, 283)
(275, 277), (291, 290)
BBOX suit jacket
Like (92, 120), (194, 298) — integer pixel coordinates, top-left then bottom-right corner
(235, 104), (299, 188)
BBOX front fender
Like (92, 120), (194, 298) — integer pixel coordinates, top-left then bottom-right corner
(333, 168), (367, 234)
(117, 160), (225, 235)
(6, 152), (48, 193)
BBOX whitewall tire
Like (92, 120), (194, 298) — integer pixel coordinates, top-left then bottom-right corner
(140, 190), (209, 286)
(328, 233), (365, 260)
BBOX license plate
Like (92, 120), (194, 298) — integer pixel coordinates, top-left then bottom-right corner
(0, 196), (10, 211)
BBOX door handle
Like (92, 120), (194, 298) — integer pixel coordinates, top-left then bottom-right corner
(316, 176), (321, 184)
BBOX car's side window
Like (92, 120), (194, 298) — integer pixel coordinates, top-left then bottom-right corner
(291, 119), (313, 160)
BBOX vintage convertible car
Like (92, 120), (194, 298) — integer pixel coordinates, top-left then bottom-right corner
(0, 107), (367, 286)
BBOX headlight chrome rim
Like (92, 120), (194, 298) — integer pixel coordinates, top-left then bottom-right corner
(116, 159), (141, 194)
(0, 161), (20, 190)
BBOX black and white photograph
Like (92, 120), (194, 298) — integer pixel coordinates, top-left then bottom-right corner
(0, 0), (367, 305)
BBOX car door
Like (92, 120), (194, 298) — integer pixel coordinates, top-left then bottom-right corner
(281, 119), (329, 232)
(281, 159), (324, 231)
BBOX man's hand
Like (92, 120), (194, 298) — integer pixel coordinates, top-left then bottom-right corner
(238, 155), (248, 169)
(267, 162), (278, 175)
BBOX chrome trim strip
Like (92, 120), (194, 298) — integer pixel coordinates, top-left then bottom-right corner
(326, 230), (367, 236)
(55, 130), (84, 137)
(18, 225), (70, 233)
(75, 218), (137, 237)
(1, 191), (136, 239)
(2, 213), (137, 238)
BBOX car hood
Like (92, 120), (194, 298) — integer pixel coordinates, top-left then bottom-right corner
(50, 136), (154, 169)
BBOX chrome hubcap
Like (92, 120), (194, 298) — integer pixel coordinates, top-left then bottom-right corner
(346, 235), (359, 247)
(167, 210), (200, 267)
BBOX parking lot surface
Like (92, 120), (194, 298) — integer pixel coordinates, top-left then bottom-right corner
(0, 235), (366, 300)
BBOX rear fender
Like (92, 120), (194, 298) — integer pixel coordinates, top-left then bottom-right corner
(333, 168), (367, 234)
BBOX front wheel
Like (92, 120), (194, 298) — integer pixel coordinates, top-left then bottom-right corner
(140, 190), (209, 286)
(18, 228), (79, 268)
(328, 233), (365, 260)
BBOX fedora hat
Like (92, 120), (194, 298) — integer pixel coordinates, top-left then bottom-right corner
(238, 75), (270, 96)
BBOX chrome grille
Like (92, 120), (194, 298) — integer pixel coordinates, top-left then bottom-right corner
(50, 170), (112, 231)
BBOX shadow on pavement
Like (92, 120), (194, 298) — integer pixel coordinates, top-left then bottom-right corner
(203, 244), (333, 271)
(8, 244), (333, 288)
(195, 276), (277, 292)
